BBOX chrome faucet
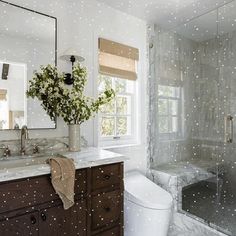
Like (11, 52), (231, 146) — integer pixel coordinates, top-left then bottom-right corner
(20, 125), (29, 155)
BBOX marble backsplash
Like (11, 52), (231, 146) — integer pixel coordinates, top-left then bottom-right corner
(0, 136), (88, 158)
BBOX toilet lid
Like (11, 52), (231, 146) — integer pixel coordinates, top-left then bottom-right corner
(124, 172), (173, 210)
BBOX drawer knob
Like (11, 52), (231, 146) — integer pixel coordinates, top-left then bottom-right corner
(104, 207), (111, 212)
(31, 216), (37, 225)
(104, 175), (111, 180)
(41, 212), (47, 221)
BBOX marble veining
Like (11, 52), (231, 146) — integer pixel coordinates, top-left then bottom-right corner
(0, 147), (127, 183)
(0, 136), (88, 158)
(168, 213), (228, 236)
(150, 159), (226, 211)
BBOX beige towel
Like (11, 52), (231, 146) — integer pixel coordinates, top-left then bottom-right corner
(47, 157), (75, 210)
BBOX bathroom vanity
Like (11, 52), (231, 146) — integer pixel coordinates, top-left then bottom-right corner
(0, 148), (126, 236)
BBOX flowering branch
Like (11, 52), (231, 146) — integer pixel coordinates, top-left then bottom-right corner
(27, 63), (115, 125)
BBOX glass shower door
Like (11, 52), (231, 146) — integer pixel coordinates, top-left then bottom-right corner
(164, 4), (235, 235)
(175, 6), (221, 225)
(214, 1), (236, 234)
(178, 1), (236, 234)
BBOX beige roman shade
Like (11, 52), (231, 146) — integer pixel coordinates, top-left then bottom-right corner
(99, 38), (139, 81)
(0, 89), (7, 100)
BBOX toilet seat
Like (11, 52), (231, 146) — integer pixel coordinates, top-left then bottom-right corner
(124, 172), (173, 210)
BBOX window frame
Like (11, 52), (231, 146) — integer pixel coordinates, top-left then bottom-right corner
(157, 85), (183, 140)
(98, 74), (138, 147)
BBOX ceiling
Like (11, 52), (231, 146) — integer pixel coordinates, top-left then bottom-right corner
(97, 0), (236, 41)
(175, 0), (236, 42)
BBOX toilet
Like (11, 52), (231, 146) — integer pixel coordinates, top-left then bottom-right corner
(124, 171), (173, 236)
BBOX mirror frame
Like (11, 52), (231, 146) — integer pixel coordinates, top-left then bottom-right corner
(0, 0), (58, 130)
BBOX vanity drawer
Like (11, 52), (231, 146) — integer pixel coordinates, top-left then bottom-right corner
(91, 190), (122, 230)
(91, 163), (122, 191)
(0, 169), (87, 214)
(0, 211), (39, 236)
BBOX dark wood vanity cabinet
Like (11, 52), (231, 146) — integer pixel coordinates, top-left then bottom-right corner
(39, 200), (87, 236)
(0, 211), (39, 236)
(0, 162), (124, 236)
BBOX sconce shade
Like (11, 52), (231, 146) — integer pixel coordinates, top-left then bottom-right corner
(59, 48), (85, 62)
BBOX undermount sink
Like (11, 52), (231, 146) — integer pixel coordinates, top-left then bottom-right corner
(0, 155), (54, 170)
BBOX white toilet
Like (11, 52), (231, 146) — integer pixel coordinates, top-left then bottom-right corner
(124, 171), (173, 236)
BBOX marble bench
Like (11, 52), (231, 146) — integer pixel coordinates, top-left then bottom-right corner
(149, 159), (226, 211)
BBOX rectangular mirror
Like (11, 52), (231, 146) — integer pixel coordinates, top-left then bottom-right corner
(0, 0), (57, 130)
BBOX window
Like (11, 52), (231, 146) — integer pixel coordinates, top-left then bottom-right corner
(157, 85), (183, 138)
(0, 89), (8, 129)
(98, 38), (139, 146)
(98, 74), (136, 145)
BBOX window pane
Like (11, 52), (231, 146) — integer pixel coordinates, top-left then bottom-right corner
(117, 116), (130, 136)
(159, 117), (168, 133)
(98, 74), (135, 140)
(101, 117), (115, 136)
(0, 101), (8, 129)
(115, 78), (134, 93)
(158, 99), (168, 115)
(169, 100), (178, 115)
(158, 85), (180, 98)
(98, 74), (112, 91)
(115, 79), (126, 93)
(100, 100), (115, 114)
(125, 80), (134, 93)
(171, 116), (178, 133)
(117, 96), (131, 115)
(158, 85), (173, 97)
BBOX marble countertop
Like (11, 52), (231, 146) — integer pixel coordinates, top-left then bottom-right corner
(0, 147), (127, 183)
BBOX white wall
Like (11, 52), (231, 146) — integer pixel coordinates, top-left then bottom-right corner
(0, 0), (148, 173)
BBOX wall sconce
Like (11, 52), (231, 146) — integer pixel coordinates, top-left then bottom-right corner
(59, 48), (85, 85)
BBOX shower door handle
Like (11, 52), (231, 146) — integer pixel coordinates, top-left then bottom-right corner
(225, 115), (233, 143)
(229, 116), (233, 143)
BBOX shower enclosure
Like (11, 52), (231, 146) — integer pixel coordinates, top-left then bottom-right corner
(148, 1), (236, 235)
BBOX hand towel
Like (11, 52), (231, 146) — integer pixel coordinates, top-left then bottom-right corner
(47, 157), (75, 210)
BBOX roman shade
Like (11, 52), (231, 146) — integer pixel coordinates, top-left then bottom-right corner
(0, 89), (7, 100)
(99, 38), (139, 81)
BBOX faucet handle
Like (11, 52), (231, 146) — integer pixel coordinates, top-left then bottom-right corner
(0, 144), (6, 149)
(32, 144), (39, 154)
(5, 146), (11, 157)
(0, 145), (11, 158)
